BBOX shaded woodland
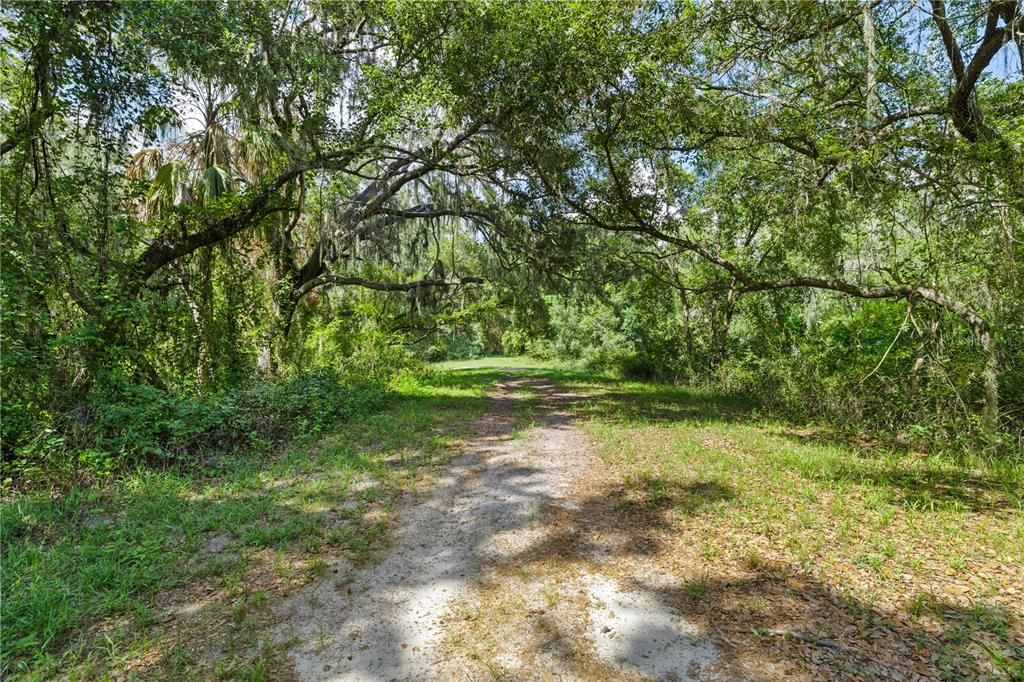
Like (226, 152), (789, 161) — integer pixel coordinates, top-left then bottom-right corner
(3, 2), (1024, 678)
(3, 1), (1023, 473)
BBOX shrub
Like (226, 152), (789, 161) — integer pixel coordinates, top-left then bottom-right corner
(541, 283), (685, 380)
(4, 366), (392, 489)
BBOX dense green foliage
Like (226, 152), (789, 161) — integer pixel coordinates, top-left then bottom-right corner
(1, 366), (493, 676)
(16, 366), (390, 486)
(3, 3), (1022, 676)
(537, 284), (1015, 448)
(2, 0), (1022, 488)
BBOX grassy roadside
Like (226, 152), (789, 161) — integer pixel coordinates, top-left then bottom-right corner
(547, 372), (1023, 679)
(0, 367), (504, 680)
(6, 356), (1021, 679)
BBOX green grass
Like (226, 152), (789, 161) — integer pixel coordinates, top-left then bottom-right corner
(431, 355), (556, 371)
(548, 370), (1023, 680)
(0, 367), (497, 680)
(5, 356), (1021, 679)
(425, 357), (1024, 679)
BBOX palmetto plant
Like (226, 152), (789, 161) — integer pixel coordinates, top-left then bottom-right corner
(126, 77), (278, 220)
(121, 77), (290, 385)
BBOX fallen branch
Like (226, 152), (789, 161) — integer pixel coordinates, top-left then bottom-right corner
(717, 627), (860, 654)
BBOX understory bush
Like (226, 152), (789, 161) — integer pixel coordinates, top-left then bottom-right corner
(4, 366), (394, 490)
(716, 300), (1023, 455)
(422, 336), (487, 362)
(542, 284), (686, 381)
(532, 285), (1022, 454)
(419, 301), (505, 361)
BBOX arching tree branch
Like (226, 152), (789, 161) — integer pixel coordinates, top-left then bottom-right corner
(291, 274), (483, 301)
(133, 145), (369, 282)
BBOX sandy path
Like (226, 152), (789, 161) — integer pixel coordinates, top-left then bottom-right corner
(277, 376), (729, 681)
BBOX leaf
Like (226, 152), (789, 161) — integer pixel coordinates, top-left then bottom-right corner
(145, 161), (191, 217)
(125, 148), (164, 182)
(199, 164), (232, 203)
(137, 104), (181, 143)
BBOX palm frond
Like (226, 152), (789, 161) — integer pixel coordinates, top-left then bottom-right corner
(199, 164), (232, 204)
(239, 127), (279, 183)
(125, 148), (164, 182)
(145, 160), (192, 218)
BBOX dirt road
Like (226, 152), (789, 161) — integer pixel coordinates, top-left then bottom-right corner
(277, 377), (740, 681)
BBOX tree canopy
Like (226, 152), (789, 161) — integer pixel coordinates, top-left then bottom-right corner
(2, 0), (1023, 469)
